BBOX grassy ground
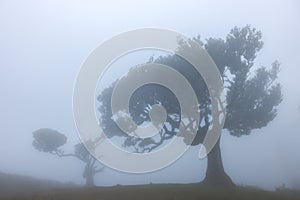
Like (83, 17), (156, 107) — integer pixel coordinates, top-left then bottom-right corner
(1, 183), (299, 200)
(1, 172), (299, 200)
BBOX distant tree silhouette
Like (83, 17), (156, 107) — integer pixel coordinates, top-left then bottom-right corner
(32, 128), (104, 186)
(98, 26), (282, 187)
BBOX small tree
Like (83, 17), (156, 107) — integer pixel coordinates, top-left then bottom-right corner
(32, 128), (104, 186)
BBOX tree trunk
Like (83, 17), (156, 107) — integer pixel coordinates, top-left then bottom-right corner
(85, 170), (95, 187)
(83, 163), (95, 187)
(202, 138), (235, 187)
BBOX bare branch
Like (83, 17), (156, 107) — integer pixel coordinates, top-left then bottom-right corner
(95, 166), (105, 173)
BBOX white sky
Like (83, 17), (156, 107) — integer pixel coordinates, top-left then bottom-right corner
(0, 0), (300, 190)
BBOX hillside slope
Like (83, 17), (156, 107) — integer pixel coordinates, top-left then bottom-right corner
(0, 179), (299, 200)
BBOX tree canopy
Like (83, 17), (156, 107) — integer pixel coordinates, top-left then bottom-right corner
(32, 128), (67, 153)
(97, 25), (282, 186)
(98, 25), (282, 147)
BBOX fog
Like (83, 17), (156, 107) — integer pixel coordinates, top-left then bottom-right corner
(0, 0), (300, 191)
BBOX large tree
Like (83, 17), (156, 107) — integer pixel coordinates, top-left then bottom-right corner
(98, 25), (282, 187)
(32, 128), (104, 186)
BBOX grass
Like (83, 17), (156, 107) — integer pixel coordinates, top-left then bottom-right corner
(0, 172), (299, 200)
(1, 183), (300, 200)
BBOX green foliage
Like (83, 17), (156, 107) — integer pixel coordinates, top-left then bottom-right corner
(74, 143), (91, 163)
(98, 25), (282, 149)
(226, 61), (282, 135)
(32, 128), (67, 153)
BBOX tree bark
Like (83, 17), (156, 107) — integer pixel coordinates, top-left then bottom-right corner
(202, 138), (235, 187)
(83, 163), (95, 187)
(85, 172), (95, 187)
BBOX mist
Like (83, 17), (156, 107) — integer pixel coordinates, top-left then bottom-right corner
(0, 0), (299, 196)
